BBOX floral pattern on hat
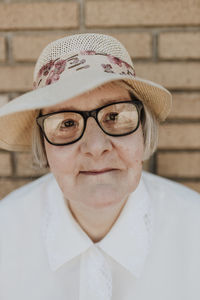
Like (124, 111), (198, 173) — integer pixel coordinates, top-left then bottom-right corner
(46, 71), (60, 85)
(33, 51), (135, 89)
(107, 55), (123, 67)
(101, 64), (114, 73)
(45, 60), (67, 85)
(38, 60), (56, 77)
(80, 50), (96, 55)
(54, 60), (67, 74)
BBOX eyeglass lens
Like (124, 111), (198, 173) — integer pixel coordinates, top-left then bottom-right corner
(42, 102), (140, 145)
(44, 112), (84, 144)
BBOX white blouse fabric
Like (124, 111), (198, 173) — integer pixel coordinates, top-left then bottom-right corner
(0, 171), (200, 300)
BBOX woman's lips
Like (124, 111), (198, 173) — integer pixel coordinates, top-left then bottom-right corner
(79, 168), (117, 175)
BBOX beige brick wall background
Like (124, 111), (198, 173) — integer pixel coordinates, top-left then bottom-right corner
(0, 0), (200, 199)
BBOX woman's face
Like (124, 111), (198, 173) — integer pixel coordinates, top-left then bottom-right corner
(43, 84), (144, 210)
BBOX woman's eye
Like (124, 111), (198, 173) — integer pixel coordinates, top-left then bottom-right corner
(60, 119), (76, 128)
(105, 112), (118, 121)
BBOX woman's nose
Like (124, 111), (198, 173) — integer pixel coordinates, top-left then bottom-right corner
(79, 117), (113, 158)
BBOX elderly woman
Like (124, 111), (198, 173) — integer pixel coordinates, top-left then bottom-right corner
(0, 33), (200, 300)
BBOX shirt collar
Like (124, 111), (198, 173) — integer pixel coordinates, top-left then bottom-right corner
(41, 173), (154, 278)
(97, 177), (154, 278)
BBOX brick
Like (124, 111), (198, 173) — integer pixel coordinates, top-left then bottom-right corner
(9, 92), (21, 101)
(0, 152), (12, 176)
(12, 34), (67, 62)
(8, 0), (65, 2)
(169, 93), (200, 119)
(0, 95), (9, 108)
(12, 32), (152, 62)
(0, 66), (34, 92)
(0, 3), (79, 30)
(0, 36), (6, 62)
(158, 124), (200, 149)
(135, 62), (200, 90)
(15, 152), (47, 177)
(157, 152), (200, 178)
(181, 181), (200, 193)
(159, 32), (200, 59)
(85, 0), (200, 27)
(111, 33), (152, 58)
(0, 178), (31, 200)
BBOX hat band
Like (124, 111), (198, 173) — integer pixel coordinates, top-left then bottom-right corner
(33, 51), (136, 90)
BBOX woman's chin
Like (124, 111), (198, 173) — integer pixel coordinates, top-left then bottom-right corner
(77, 187), (127, 210)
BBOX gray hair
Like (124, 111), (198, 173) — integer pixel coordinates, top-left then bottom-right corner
(32, 81), (159, 168)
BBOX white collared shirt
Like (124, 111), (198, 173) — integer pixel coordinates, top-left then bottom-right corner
(0, 171), (200, 300)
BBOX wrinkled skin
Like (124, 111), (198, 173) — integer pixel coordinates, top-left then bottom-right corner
(43, 83), (144, 241)
(44, 83), (144, 209)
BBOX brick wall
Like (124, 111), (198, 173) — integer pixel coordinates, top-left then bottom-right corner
(0, 0), (200, 199)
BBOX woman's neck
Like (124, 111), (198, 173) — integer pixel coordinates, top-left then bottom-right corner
(66, 198), (127, 243)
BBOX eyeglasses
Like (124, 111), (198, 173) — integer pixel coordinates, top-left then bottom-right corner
(36, 99), (143, 146)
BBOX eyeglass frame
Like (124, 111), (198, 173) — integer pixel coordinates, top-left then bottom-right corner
(36, 93), (144, 147)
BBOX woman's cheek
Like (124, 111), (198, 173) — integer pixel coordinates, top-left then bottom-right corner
(117, 134), (144, 168)
(45, 142), (76, 174)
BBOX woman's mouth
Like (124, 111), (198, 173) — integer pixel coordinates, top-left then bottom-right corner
(79, 168), (117, 175)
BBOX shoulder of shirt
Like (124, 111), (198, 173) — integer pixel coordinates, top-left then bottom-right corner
(142, 172), (200, 255)
(0, 172), (55, 212)
(142, 170), (200, 208)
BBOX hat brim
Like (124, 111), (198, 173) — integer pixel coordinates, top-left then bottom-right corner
(0, 69), (172, 151)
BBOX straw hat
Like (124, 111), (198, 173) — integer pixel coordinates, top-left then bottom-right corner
(0, 33), (172, 152)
